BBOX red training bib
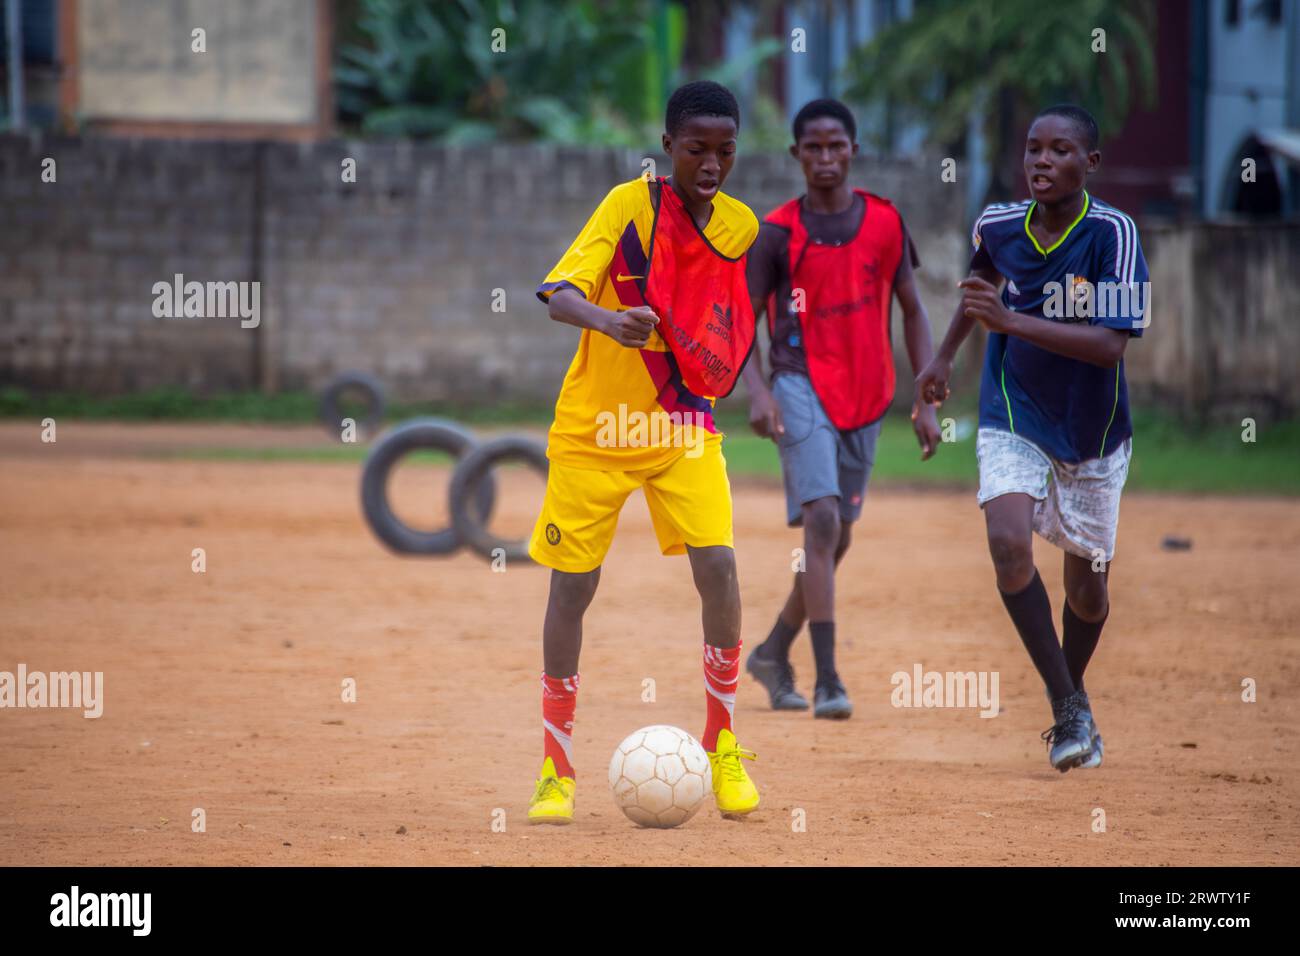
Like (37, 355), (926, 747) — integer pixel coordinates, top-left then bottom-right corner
(643, 178), (755, 398)
(765, 190), (904, 430)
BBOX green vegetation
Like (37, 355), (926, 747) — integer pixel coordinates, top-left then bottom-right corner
(334, 0), (785, 146)
(0, 385), (555, 426)
(722, 410), (1300, 496)
(1122, 412), (1300, 496)
(336, 0), (650, 143)
(721, 414), (977, 487)
(846, 0), (1156, 198)
(3, 386), (1295, 495)
(152, 446), (456, 465)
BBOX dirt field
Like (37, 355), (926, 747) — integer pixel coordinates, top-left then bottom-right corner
(1, 421), (1296, 866)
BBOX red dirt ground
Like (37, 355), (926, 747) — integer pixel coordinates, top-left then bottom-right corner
(1, 422), (1296, 866)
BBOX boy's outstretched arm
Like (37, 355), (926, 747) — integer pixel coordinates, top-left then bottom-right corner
(916, 265), (1002, 405)
(742, 294), (784, 440)
(547, 287), (659, 349)
(958, 276), (1129, 368)
(894, 268), (940, 459)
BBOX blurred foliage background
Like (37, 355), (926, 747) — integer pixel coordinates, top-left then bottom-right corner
(332, 0), (1160, 203)
(846, 0), (1157, 197)
(334, 0), (786, 146)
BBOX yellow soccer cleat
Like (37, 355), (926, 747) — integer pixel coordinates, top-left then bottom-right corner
(707, 728), (759, 817)
(527, 756), (575, 826)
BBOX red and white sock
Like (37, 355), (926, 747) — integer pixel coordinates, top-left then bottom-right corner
(541, 672), (579, 779)
(702, 643), (741, 751)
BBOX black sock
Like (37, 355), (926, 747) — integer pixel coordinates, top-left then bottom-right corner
(760, 615), (799, 663)
(999, 571), (1074, 701)
(1062, 601), (1107, 693)
(809, 621), (837, 686)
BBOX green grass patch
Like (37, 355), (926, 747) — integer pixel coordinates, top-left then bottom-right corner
(5, 386), (1296, 495)
(0, 385), (556, 426)
(152, 446), (546, 468)
(149, 446), (454, 465)
(722, 409), (1300, 496)
(1123, 412), (1300, 496)
(722, 414), (978, 486)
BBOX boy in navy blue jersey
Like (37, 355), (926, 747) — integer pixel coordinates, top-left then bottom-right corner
(918, 104), (1148, 772)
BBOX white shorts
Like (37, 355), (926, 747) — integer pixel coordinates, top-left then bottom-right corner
(976, 427), (1131, 562)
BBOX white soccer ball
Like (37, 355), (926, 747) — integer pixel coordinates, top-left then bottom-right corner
(608, 725), (712, 828)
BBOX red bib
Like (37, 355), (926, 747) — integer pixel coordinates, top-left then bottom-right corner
(643, 178), (755, 398)
(765, 191), (904, 430)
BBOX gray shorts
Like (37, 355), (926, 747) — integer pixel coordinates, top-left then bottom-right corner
(772, 372), (881, 527)
(976, 427), (1131, 562)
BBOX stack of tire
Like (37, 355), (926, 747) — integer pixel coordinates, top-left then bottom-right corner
(318, 372), (546, 564)
(360, 419), (547, 564)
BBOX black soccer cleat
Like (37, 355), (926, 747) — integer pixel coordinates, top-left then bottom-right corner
(1041, 690), (1094, 772)
(746, 647), (809, 711)
(813, 678), (853, 720)
(1074, 691), (1104, 769)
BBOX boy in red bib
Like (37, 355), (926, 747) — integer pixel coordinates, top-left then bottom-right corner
(743, 99), (941, 717)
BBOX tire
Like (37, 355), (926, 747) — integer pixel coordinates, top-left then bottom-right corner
(361, 418), (496, 555)
(449, 435), (549, 564)
(320, 371), (386, 439)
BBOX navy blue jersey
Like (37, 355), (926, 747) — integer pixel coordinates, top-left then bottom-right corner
(969, 193), (1148, 463)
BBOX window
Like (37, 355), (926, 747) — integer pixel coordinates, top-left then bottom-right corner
(0, 0), (57, 65)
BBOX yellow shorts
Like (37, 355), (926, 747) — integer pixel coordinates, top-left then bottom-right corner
(528, 442), (734, 573)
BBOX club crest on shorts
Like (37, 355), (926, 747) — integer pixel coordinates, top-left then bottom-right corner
(545, 523), (561, 545)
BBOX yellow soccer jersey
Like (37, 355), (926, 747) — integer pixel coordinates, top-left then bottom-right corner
(536, 177), (759, 471)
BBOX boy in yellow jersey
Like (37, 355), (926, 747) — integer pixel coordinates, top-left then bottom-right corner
(526, 81), (761, 824)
